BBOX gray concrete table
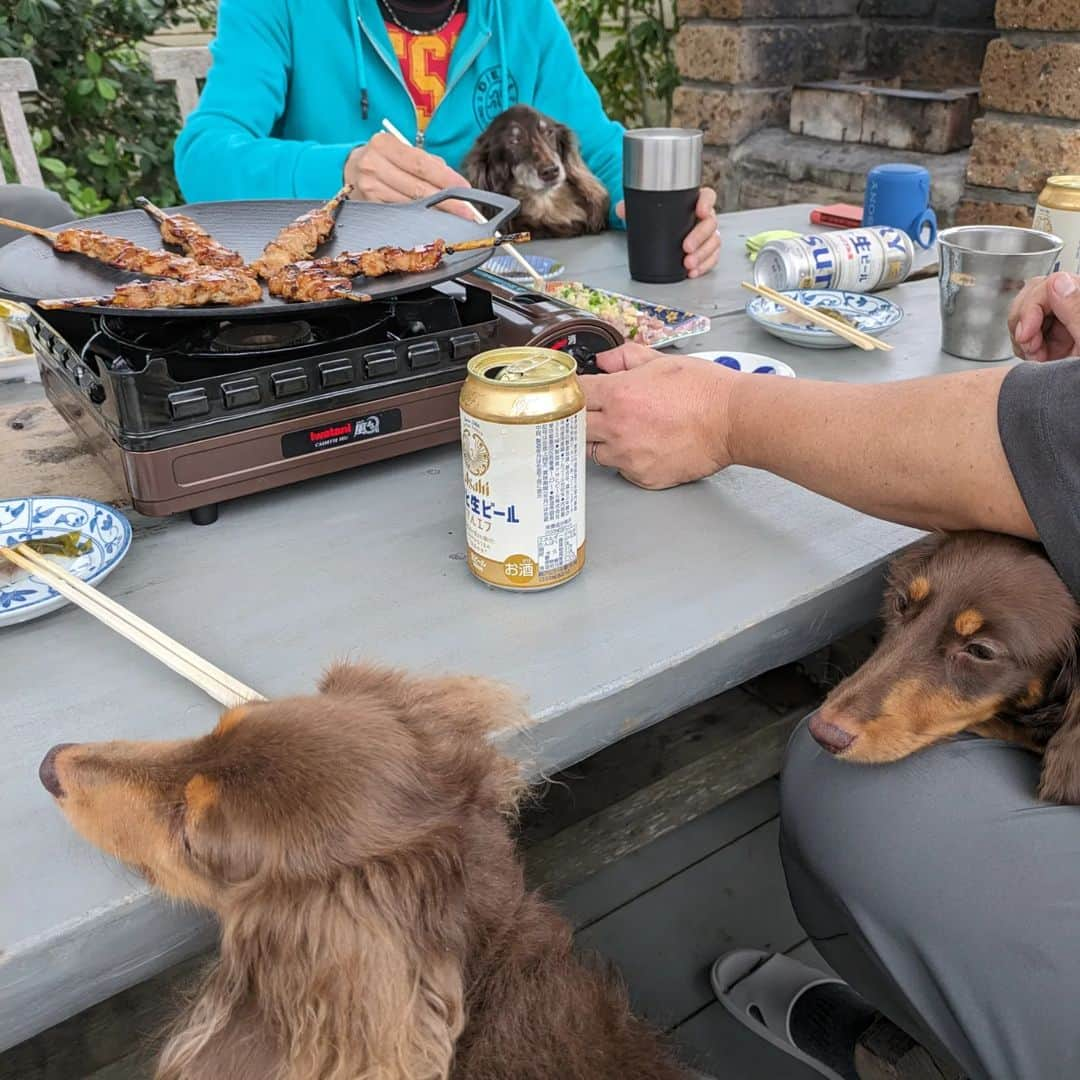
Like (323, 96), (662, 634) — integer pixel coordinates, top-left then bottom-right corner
(0, 205), (989, 1050)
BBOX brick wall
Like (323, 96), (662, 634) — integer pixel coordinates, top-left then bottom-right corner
(959, 0), (1080, 226)
(673, 0), (996, 209)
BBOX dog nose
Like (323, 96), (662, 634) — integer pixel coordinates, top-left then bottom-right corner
(40, 743), (76, 798)
(538, 163), (560, 183)
(808, 713), (856, 755)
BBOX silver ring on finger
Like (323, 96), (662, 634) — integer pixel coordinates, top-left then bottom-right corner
(590, 441), (601, 465)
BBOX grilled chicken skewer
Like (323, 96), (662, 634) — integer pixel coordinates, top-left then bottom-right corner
(0, 216), (216, 280)
(135, 197), (246, 270)
(250, 186), (352, 281)
(38, 270), (264, 311)
(266, 263), (372, 304)
(310, 232), (531, 281)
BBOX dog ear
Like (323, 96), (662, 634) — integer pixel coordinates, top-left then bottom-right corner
(1038, 637), (1080, 804)
(557, 121), (610, 232)
(164, 863), (468, 1080)
(463, 136), (499, 194)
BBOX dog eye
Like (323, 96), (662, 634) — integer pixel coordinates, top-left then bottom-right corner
(892, 592), (910, 616)
(964, 641), (997, 662)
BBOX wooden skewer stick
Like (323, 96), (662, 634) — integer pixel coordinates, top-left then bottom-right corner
(380, 118), (546, 289)
(0, 543), (265, 708)
(445, 232), (531, 254)
(0, 217), (59, 242)
(741, 282), (892, 352)
(134, 196), (169, 223)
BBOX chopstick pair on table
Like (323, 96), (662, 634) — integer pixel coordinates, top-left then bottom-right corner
(741, 281), (894, 352)
(0, 543), (264, 709)
(380, 118), (546, 290)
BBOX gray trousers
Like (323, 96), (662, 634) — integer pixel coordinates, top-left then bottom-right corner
(0, 185), (74, 247)
(780, 720), (1080, 1080)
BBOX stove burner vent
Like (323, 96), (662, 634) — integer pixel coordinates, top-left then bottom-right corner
(211, 320), (315, 353)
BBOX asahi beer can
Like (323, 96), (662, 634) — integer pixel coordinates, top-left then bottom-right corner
(1034, 176), (1080, 275)
(753, 227), (914, 293)
(460, 347), (585, 591)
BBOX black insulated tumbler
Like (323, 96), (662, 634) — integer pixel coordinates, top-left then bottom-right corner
(623, 128), (703, 284)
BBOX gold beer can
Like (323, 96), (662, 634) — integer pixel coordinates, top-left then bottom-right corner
(1034, 176), (1080, 274)
(460, 347), (585, 590)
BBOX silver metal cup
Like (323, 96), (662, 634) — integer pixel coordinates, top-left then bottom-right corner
(623, 128), (703, 284)
(938, 226), (1064, 361)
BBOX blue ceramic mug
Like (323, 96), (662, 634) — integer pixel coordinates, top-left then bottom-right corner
(863, 164), (938, 250)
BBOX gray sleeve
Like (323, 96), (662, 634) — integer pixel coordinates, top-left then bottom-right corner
(998, 359), (1080, 600)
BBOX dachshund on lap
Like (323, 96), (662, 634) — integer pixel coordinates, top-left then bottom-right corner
(810, 531), (1080, 804)
(464, 105), (609, 239)
(39, 664), (693, 1080)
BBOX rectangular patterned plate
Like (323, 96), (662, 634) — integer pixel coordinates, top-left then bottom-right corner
(543, 280), (711, 348)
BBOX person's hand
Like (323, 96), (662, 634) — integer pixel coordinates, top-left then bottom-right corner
(615, 187), (721, 279)
(582, 343), (735, 489)
(1008, 271), (1080, 362)
(344, 133), (476, 219)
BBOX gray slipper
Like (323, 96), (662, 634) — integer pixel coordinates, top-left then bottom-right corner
(711, 948), (848, 1080)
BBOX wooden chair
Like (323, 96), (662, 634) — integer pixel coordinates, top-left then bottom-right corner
(0, 57), (44, 188)
(149, 46), (211, 120)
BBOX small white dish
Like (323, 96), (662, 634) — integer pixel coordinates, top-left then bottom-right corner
(746, 289), (903, 350)
(690, 351), (796, 378)
(0, 497), (132, 627)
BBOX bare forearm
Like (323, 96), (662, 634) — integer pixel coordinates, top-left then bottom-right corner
(726, 367), (1036, 538)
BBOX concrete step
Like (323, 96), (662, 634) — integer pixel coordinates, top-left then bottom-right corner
(728, 127), (970, 222)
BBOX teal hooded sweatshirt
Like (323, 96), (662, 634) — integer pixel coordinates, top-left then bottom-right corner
(174, 0), (626, 227)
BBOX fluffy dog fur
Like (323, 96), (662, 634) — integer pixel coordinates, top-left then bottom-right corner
(39, 665), (693, 1080)
(809, 531), (1080, 804)
(464, 105), (609, 239)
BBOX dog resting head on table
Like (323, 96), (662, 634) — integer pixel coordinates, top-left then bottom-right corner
(463, 105), (610, 239)
(809, 531), (1080, 803)
(38, 664), (693, 1080)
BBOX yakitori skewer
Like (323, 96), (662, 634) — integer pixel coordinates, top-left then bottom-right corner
(250, 185), (352, 281)
(266, 263), (373, 304)
(38, 269), (264, 311)
(311, 232), (531, 281)
(0, 216), (208, 280)
(135, 197), (246, 270)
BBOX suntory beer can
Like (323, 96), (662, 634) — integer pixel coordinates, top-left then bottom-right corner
(459, 347), (586, 590)
(753, 227), (915, 293)
(1034, 176), (1080, 275)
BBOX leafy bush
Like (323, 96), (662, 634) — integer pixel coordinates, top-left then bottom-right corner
(0, 0), (213, 216)
(557, 0), (680, 128)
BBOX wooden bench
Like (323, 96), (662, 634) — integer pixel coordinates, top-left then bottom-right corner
(149, 45), (211, 120)
(0, 58), (44, 188)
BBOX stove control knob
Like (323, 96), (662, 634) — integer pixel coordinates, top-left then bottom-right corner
(71, 363), (86, 386)
(87, 383), (106, 405)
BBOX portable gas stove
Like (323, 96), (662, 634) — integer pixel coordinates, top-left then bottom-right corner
(27, 272), (622, 524)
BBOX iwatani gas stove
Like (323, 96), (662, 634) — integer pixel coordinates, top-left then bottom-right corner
(27, 272), (622, 523)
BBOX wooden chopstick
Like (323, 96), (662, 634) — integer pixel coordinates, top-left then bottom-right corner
(380, 118), (546, 290)
(742, 282), (893, 352)
(1, 544), (265, 708)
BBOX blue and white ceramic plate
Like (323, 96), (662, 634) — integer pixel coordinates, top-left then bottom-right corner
(746, 290), (903, 350)
(0, 497), (132, 627)
(480, 253), (564, 281)
(690, 351), (796, 378)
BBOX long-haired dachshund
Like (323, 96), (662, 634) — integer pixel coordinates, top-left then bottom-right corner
(39, 665), (693, 1080)
(809, 531), (1080, 803)
(464, 105), (609, 239)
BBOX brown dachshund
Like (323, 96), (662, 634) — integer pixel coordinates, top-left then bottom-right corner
(809, 532), (1080, 804)
(38, 664), (693, 1080)
(464, 105), (609, 239)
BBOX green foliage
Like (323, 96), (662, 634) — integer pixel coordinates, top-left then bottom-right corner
(0, 0), (214, 216)
(558, 0), (680, 128)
